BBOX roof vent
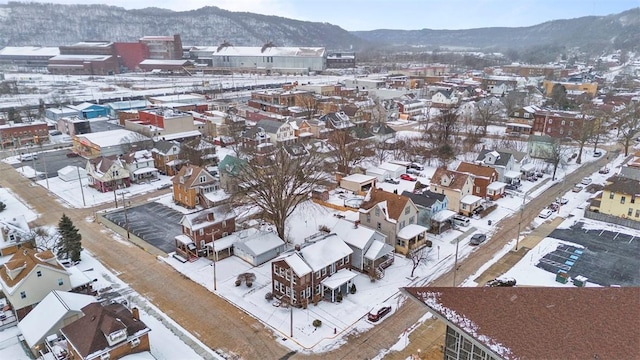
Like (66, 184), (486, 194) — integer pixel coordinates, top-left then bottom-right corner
(261, 41), (275, 53)
(216, 40), (232, 53)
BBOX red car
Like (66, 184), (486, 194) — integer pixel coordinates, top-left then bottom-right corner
(400, 174), (417, 181)
(368, 304), (392, 322)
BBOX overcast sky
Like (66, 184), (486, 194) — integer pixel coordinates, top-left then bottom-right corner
(1, 0), (637, 31)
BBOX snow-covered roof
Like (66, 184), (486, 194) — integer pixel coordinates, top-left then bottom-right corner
(330, 218), (382, 250)
(198, 46), (325, 57)
(341, 174), (377, 183)
(67, 265), (94, 289)
(0, 46), (59, 57)
(76, 129), (146, 148)
(396, 224), (427, 240)
(235, 231), (284, 257)
(364, 240), (394, 261)
(175, 234), (194, 245)
(49, 54), (113, 61)
(431, 209), (457, 222)
(378, 162), (405, 172)
(320, 269), (358, 290)
(156, 130), (202, 141)
(461, 194), (483, 205)
(504, 171), (522, 179)
(276, 252), (312, 277)
(299, 234), (353, 272)
(18, 290), (96, 347)
(487, 181), (508, 191)
(132, 167), (158, 175)
(139, 59), (190, 66)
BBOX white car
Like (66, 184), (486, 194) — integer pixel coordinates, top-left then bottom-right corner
(539, 209), (554, 219)
(581, 177), (592, 185)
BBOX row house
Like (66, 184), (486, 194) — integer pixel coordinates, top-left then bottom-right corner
(532, 109), (592, 139)
(430, 167), (476, 215)
(359, 188), (428, 255)
(85, 156), (131, 193)
(242, 119), (296, 151)
(506, 105), (540, 135)
(455, 162), (504, 201)
(319, 111), (355, 130)
(0, 121), (49, 148)
(151, 140), (182, 176)
(172, 164), (219, 209)
(175, 205), (236, 260)
(271, 234), (355, 306)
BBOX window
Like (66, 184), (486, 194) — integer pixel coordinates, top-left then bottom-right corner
(344, 256), (349, 264)
(222, 220), (227, 228)
(37, 271), (42, 277)
(199, 175), (206, 183)
(621, 196), (626, 204)
(321, 267), (327, 276)
(306, 287), (311, 298)
(315, 271), (320, 279)
(476, 186), (480, 193)
(199, 229), (204, 236)
(524, 113), (530, 118)
(396, 239), (406, 247)
(548, 119), (553, 124)
(340, 257), (344, 266)
(300, 290), (305, 299)
(632, 196), (636, 204)
(366, 214), (371, 222)
(376, 222), (381, 230)
(561, 120), (566, 125)
(547, 127), (551, 133)
(20, 291), (26, 299)
(409, 216), (415, 224)
(315, 284), (321, 294)
(58, 279), (64, 286)
(628, 208), (633, 216)
(375, 208), (380, 216)
(636, 210), (640, 218)
(610, 192), (615, 199)
(404, 206), (410, 215)
(570, 121), (574, 126)
(560, 129), (564, 135)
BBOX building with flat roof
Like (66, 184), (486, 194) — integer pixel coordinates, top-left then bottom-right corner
(49, 42), (118, 75)
(0, 46), (59, 71)
(139, 34), (182, 60)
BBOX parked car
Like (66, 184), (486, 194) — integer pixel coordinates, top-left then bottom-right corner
(406, 168), (421, 175)
(539, 208), (554, 219)
(486, 277), (517, 287)
(555, 197), (569, 205)
(469, 233), (486, 246)
(409, 162), (424, 171)
(548, 203), (559, 211)
(367, 304), (392, 322)
(20, 153), (38, 161)
(157, 183), (172, 190)
(598, 167), (610, 174)
(66, 152), (80, 158)
(581, 177), (593, 185)
(593, 151), (602, 157)
(400, 174), (417, 181)
(572, 185), (584, 192)
(384, 178), (400, 185)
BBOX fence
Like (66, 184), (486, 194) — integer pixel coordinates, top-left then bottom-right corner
(584, 210), (640, 230)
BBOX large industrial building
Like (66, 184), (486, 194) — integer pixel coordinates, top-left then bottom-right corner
(189, 42), (326, 74)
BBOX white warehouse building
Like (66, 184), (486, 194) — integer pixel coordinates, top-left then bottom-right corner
(189, 42), (326, 74)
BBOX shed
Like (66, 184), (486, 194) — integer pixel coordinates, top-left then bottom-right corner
(340, 174), (376, 193)
(57, 165), (87, 182)
(234, 230), (286, 266)
(378, 162), (405, 179)
(365, 167), (389, 182)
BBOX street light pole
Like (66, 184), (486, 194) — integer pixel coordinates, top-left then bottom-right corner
(209, 231), (217, 291)
(121, 192), (130, 239)
(452, 237), (459, 287)
(515, 188), (532, 251)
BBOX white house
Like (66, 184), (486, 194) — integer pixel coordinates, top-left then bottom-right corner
(0, 215), (31, 257)
(330, 218), (394, 275)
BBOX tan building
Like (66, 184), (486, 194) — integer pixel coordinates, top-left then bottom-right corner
(542, 80), (598, 97)
(430, 168), (475, 214)
(590, 176), (640, 221)
(172, 165), (219, 209)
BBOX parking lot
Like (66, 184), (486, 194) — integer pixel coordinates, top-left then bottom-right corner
(104, 202), (184, 254)
(540, 222), (640, 286)
(12, 148), (85, 179)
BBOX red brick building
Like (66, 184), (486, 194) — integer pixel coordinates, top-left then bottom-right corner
(0, 121), (49, 148)
(48, 41), (119, 75)
(114, 42), (149, 72)
(533, 110), (591, 139)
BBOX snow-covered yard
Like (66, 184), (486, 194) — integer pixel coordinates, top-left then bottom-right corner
(0, 187), (38, 223)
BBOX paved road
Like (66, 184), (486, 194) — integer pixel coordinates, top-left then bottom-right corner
(0, 149), (615, 359)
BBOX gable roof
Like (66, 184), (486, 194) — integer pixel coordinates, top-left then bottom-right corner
(401, 190), (446, 208)
(359, 187), (410, 221)
(88, 156), (126, 174)
(330, 218), (385, 250)
(604, 175), (640, 195)
(298, 234), (353, 272)
(0, 249), (66, 291)
(180, 204), (235, 231)
(234, 231), (285, 257)
(402, 287), (640, 360)
(456, 161), (498, 180)
(476, 149), (513, 166)
(430, 168), (472, 191)
(255, 118), (287, 134)
(18, 290), (96, 348)
(61, 302), (149, 359)
(172, 164), (216, 189)
(217, 155), (244, 176)
(152, 140), (180, 155)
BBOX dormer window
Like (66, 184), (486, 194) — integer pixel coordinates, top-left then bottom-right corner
(108, 329), (127, 345)
(199, 176), (206, 183)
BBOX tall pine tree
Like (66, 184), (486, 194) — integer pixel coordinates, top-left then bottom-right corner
(56, 214), (82, 262)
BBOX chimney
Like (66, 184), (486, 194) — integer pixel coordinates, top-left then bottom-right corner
(294, 244), (301, 251)
(132, 307), (139, 320)
(354, 220), (360, 229)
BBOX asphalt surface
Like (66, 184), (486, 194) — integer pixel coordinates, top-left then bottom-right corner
(545, 222), (640, 286)
(12, 148), (85, 178)
(104, 202), (184, 253)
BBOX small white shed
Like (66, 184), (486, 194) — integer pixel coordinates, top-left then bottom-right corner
(57, 166), (87, 182)
(234, 230), (286, 266)
(378, 162), (405, 179)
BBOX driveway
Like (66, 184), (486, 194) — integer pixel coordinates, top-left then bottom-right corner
(104, 202), (184, 254)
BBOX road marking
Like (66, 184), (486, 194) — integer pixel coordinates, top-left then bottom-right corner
(613, 232), (620, 239)
(629, 237), (634, 244)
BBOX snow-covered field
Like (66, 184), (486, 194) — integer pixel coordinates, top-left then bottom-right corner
(0, 187), (38, 223)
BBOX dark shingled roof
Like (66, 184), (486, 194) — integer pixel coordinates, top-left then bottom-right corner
(61, 303), (149, 359)
(476, 149), (513, 167)
(402, 287), (640, 360)
(604, 175), (640, 196)
(401, 190), (445, 208)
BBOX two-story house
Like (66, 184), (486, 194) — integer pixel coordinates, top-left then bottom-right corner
(475, 149), (521, 185)
(257, 118), (297, 144)
(589, 176), (640, 221)
(175, 205), (236, 259)
(85, 156), (131, 193)
(271, 233), (354, 306)
(172, 165), (219, 209)
(507, 105), (540, 135)
(0, 215), (31, 256)
(431, 89), (458, 108)
(60, 302), (151, 360)
(0, 249), (77, 320)
(151, 140), (182, 176)
(121, 149), (158, 183)
(401, 190), (452, 234)
(319, 111), (355, 130)
(430, 168), (476, 215)
(455, 162), (503, 200)
(359, 188), (428, 254)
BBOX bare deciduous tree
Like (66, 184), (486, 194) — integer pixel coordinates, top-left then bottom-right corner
(409, 246), (430, 277)
(295, 92), (318, 120)
(474, 99), (502, 136)
(231, 144), (328, 242)
(326, 129), (372, 174)
(617, 102), (640, 156)
(540, 139), (570, 181)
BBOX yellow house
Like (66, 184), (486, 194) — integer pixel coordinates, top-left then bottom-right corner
(590, 176), (640, 220)
(542, 80), (598, 97)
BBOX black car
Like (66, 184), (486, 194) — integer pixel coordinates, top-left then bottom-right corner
(486, 277), (517, 287)
(469, 233), (486, 246)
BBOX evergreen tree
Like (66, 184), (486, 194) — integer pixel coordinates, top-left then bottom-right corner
(0, 201), (6, 212)
(56, 214), (82, 262)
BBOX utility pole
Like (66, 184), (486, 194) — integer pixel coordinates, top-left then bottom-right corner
(209, 231), (217, 291)
(289, 268), (294, 338)
(452, 237), (459, 287)
(76, 165), (86, 207)
(121, 192), (130, 239)
(516, 188), (532, 251)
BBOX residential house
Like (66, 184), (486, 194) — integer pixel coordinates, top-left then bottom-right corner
(370, 123), (396, 143)
(172, 165), (219, 209)
(217, 155), (244, 193)
(589, 176), (640, 221)
(60, 302), (151, 360)
(271, 233), (355, 306)
(304, 118), (330, 139)
(455, 162), (503, 200)
(18, 290), (96, 357)
(395, 99), (427, 119)
(233, 229), (286, 266)
(121, 149), (158, 183)
(255, 118), (297, 144)
(85, 156), (130, 193)
(330, 219), (394, 278)
(402, 287), (638, 360)
(151, 140), (182, 176)
(430, 168), (475, 215)
(475, 149), (521, 185)
(507, 105), (540, 135)
(431, 89), (458, 108)
(319, 111), (355, 130)
(0, 249), (90, 320)
(401, 190), (452, 234)
(175, 205), (236, 260)
(178, 137), (217, 167)
(0, 215), (31, 256)
(359, 187), (428, 254)
(532, 109), (591, 139)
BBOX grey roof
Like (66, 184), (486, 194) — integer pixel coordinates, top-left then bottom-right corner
(604, 176), (640, 195)
(255, 118), (286, 134)
(476, 149), (513, 166)
(401, 190), (446, 208)
(371, 123), (396, 135)
(496, 148), (527, 163)
(153, 140), (180, 154)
